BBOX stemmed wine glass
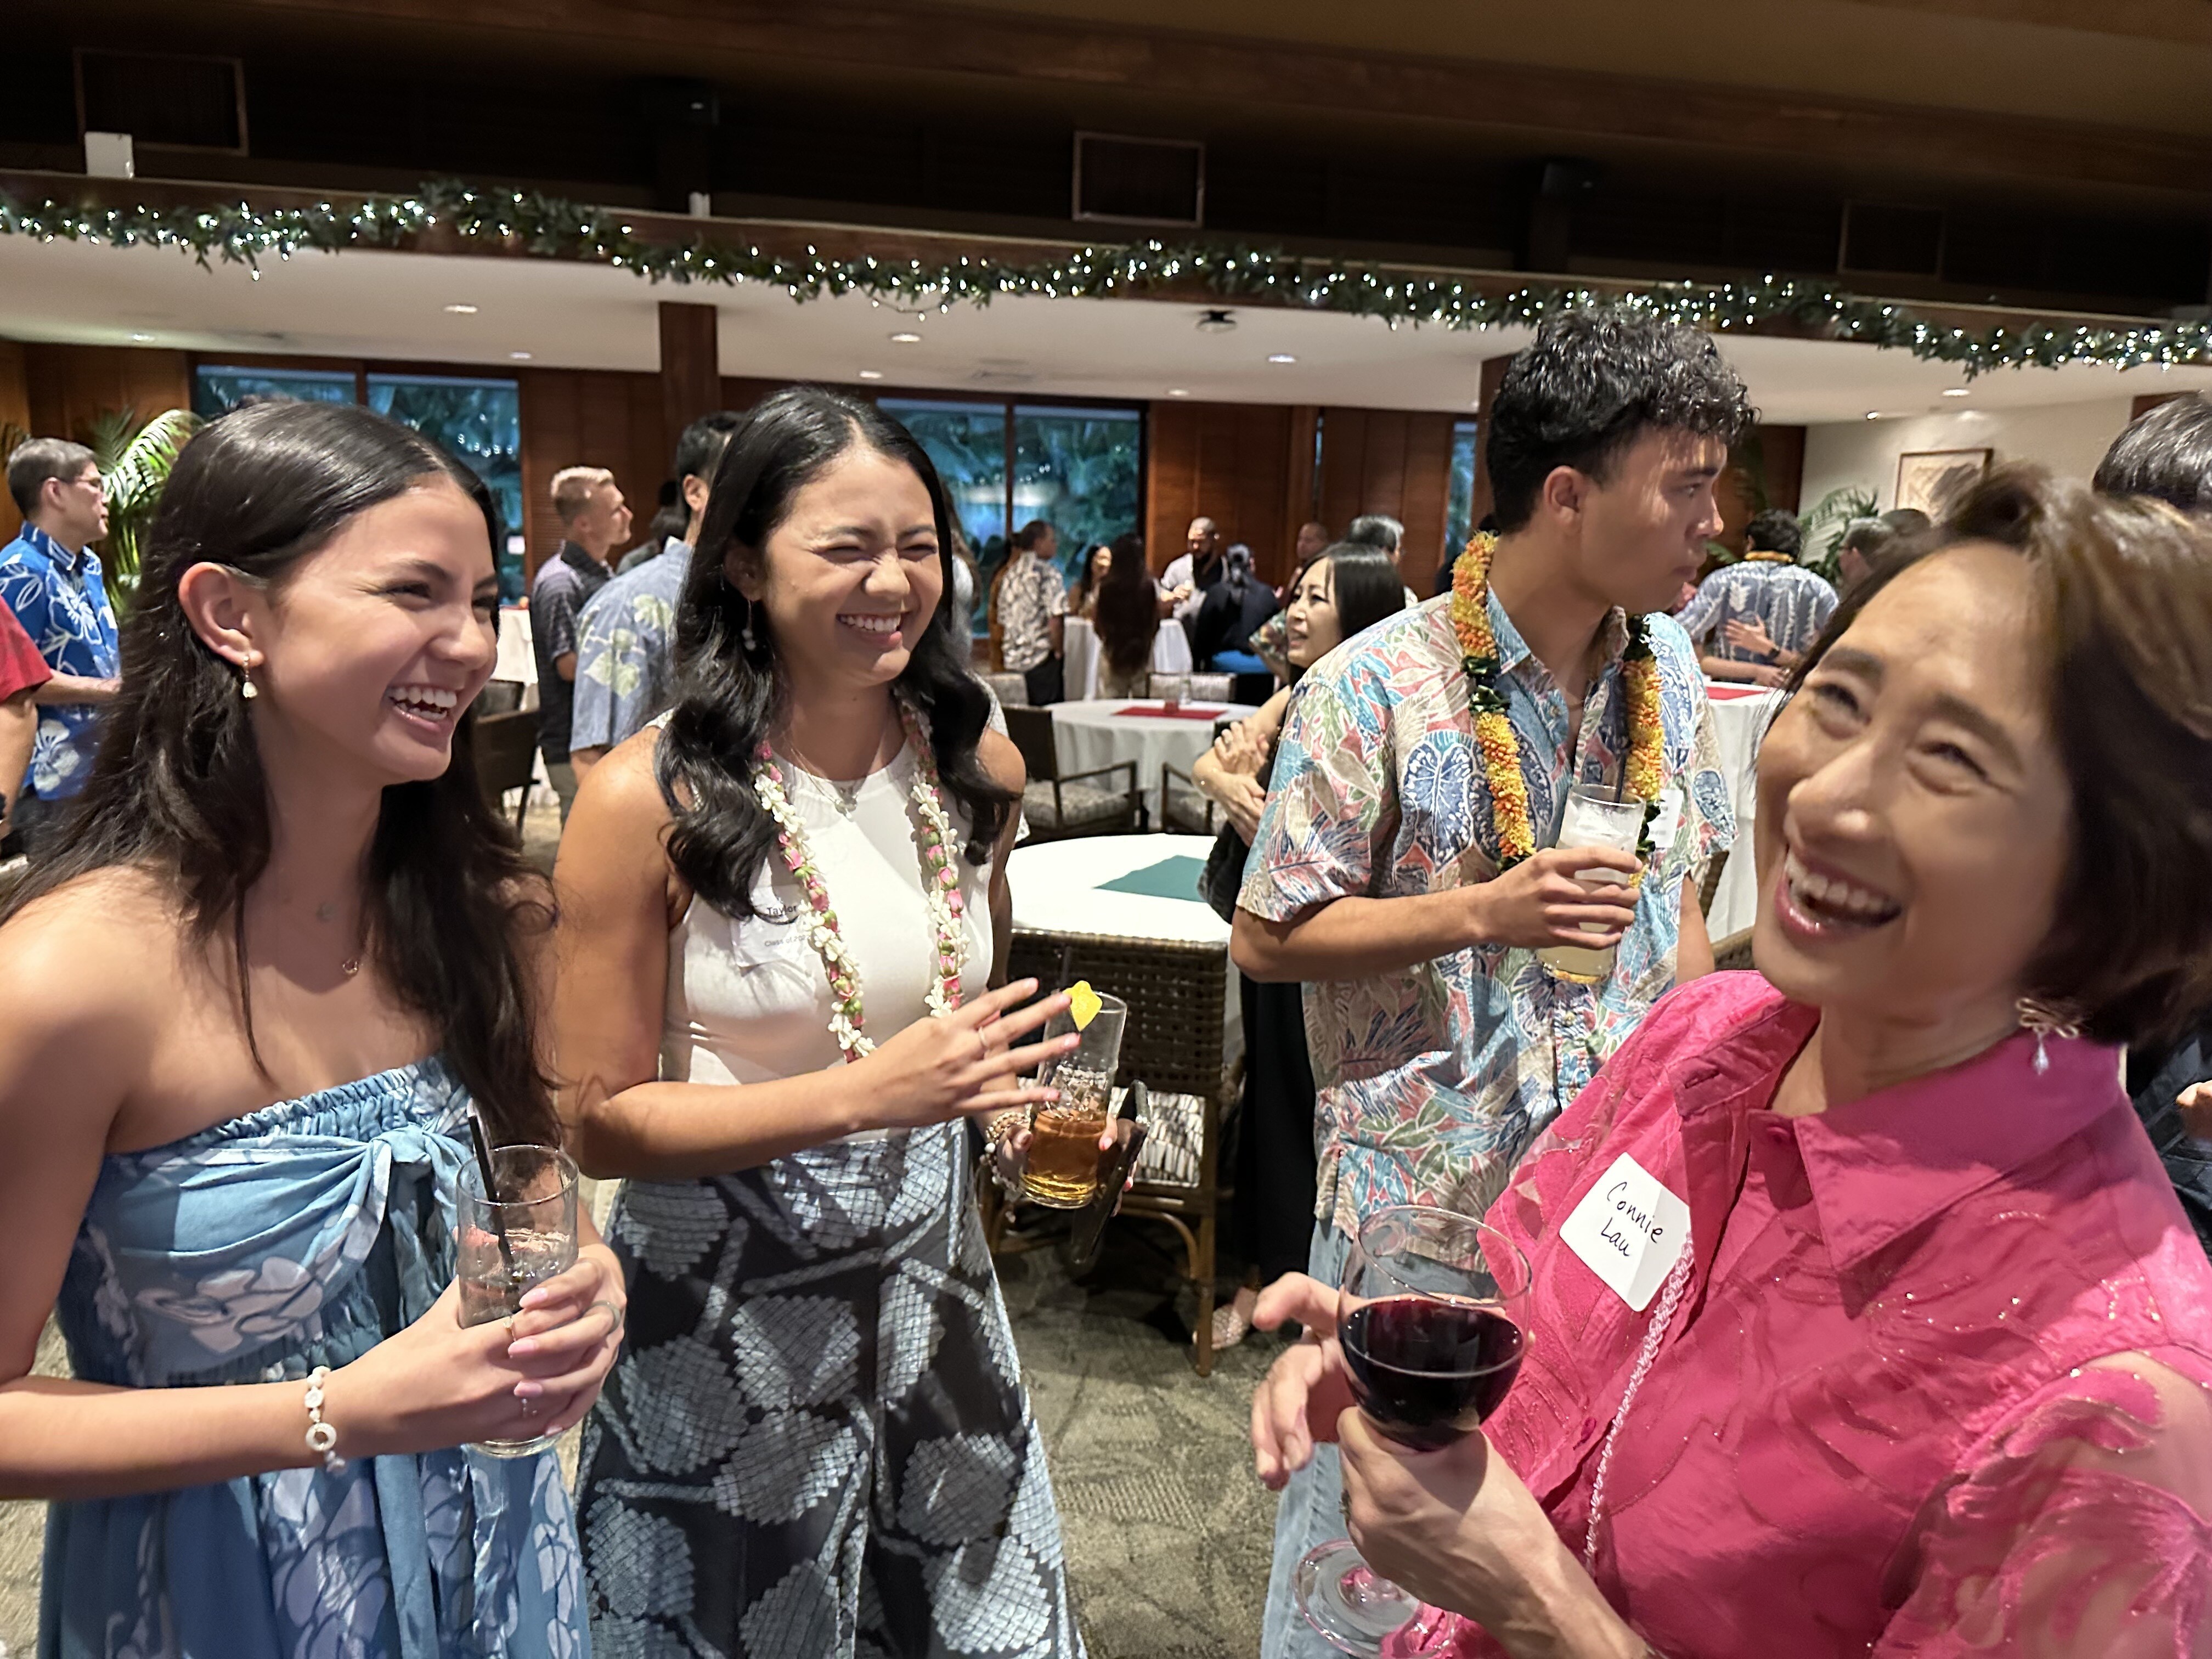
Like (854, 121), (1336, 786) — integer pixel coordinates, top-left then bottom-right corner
(1293, 1204), (1534, 1657)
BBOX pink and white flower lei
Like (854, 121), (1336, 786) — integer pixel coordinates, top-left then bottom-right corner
(751, 703), (968, 1063)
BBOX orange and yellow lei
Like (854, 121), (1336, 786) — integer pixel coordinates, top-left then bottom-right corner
(1449, 531), (1667, 868)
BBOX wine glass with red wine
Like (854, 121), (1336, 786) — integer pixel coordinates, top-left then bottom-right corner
(1293, 1204), (1533, 1656)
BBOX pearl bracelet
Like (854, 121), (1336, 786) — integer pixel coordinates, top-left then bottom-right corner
(302, 1365), (346, 1476)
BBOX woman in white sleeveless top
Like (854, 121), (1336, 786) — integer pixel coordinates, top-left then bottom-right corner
(554, 388), (1087, 1657)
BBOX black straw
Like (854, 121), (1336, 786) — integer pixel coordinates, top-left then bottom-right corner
(1054, 944), (1076, 996)
(466, 1109), (519, 1284)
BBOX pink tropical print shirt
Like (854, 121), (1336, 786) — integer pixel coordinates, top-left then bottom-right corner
(1239, 592), (1732, 1239)
(1443, 971), (2212, 1657)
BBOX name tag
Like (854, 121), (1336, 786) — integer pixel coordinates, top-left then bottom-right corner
(1646, 785), (1685, 860)
(1558, 1153), (1692, 1311)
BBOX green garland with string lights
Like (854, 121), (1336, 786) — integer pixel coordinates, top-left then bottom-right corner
(3, 177), (2207, 376)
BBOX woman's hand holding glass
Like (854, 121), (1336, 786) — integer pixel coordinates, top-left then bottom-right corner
(322, 1245), (625, 1457)
(1336, 1418), (1640, 1658)
(860, 979), (1078, 1131)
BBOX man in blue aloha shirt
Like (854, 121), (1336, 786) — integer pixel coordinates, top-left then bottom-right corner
(568, 411), (741, 782)
(2, 437), (121, 853)
(1677, 505), (1839, 687)
(1233, 309), (1746, 1657)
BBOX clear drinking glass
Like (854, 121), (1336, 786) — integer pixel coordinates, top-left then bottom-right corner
(1535, 783), (1647, 984)
(1019, 991), (1128, 1209)
(1294, 1205), (1533, 1657)
(455, 1143), (579, 1458)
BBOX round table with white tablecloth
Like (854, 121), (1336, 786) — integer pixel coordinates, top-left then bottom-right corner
(1703, 685), (1780, 940)
(1006, 832), (1241, 1066)
(1051, 698), (1259, 825)
(494, 605), (540, 712)
(1060, 614), (1194, 700)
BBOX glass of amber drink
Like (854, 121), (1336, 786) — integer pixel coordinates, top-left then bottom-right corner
(1020, 991), (1127, 1208)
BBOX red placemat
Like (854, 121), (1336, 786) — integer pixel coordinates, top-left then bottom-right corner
(1112, 702), (1228, 721)
(1706, 685), (1773, 702)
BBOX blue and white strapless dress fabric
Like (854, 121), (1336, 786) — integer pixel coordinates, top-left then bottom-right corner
(41, 1057), (589, 1659)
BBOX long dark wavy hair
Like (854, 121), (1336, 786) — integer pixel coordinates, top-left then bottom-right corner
(0, 400), (557, 1146)
(1093, 531), (1160, 673)
(657, 386), (1017, 921)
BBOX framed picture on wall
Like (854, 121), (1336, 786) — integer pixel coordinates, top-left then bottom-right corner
(1895, 449), (1992, 518)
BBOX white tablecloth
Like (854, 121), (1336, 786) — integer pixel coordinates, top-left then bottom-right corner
(1006, 833), (1240, 1065)
(495, 607), (540, 712)
(1060, 615), (1194, 700)
(1704, 687), (1779, 939)
(1051, 698), (1260, 823)
(496, 607), (535, 684)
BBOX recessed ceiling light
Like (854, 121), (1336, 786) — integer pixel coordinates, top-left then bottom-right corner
(1267, 353), (1297, 364)
(128, 331), (153, 342)
(1864, 411), (1882, 420)
(858, 369), (885, 381)
(508, 350), (532, 360)
(1942, 388), (1971, 397)
(1166, 388), (1190, 397)
(444, 303), (479, 314)
(890, 331), (922, 344)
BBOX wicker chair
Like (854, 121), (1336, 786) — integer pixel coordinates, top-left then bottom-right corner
(1712, 927), (1755, 973)
(477, 679), (526, 715)
(1147, 671), (1234, 703)
(1002, 706), (1139, 840)
(472, 708), (543, 834)
(1159, 763), (1219, 836)
(996, 928), (1232, 1376)
(1697, 847), (1729, 918)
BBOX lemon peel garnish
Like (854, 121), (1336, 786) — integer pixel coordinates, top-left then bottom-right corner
(1066, 980), (1104, 1030)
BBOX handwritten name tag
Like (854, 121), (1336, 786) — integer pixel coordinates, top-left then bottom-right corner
(1647, 785), (1685, 861)
(1559, 1153), (1692, 1311)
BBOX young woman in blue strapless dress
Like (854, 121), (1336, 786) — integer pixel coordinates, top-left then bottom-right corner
(0, 400), (624, 1659)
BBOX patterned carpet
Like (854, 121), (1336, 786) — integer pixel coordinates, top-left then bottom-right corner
(0, 1222), (1288, 1659)
(997, 1223), (1283, 1659)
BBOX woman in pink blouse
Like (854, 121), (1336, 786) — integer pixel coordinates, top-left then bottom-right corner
(1251, 467), (2212, 1657)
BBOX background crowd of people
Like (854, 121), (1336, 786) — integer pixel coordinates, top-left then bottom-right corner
(2, 310), (2210, 1658)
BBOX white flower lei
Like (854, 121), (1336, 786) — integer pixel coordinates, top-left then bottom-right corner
(751, 704), (968, 1062)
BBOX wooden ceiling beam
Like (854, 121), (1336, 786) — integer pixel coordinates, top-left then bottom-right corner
(199, 0), (2212, 198)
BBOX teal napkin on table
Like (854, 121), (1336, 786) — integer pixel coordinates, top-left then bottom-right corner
(1095, 855), (1209, 903)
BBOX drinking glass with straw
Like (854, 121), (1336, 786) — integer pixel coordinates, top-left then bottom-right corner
(455, 1113), (579, 1458)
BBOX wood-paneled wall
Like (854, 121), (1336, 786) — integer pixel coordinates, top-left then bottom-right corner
(1145, 400), (1301, 584)
(1316, 407), (1458, 591)
(0, 342), (29, 545)
(22, 344), (193, 445)
(4, 343), (193, 544)
(516, 368), (669, 580)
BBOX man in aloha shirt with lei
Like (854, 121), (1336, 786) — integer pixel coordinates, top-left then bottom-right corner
(1232, 308), (1748, 1658)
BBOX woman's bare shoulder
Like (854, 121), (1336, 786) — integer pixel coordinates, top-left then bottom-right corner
(0, 866), (180, 1051)
(977, 725), (1025, 793)
(574, 726), (676, 828)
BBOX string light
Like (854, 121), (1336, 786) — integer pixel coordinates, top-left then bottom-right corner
(2, 178), (2205, 376)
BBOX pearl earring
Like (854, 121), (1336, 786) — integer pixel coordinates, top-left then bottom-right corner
(740, 599), (757, 653)
(2016, 997), (2081, 1076)
(240, 664), (259, 700)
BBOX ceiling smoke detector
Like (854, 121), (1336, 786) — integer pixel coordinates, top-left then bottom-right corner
(1195, 309), (1237, 334)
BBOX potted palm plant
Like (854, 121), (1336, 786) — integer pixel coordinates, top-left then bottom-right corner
(83, 407), (201, 614)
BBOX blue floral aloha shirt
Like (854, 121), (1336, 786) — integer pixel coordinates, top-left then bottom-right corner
(0, 524), (120, 801)
(570, 541), (691, 755)
(1238, 592), (1733, 1239)
(1677, 558), (1839, 664)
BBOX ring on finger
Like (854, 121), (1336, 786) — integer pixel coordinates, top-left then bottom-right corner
(974, 1029), (991, 1063)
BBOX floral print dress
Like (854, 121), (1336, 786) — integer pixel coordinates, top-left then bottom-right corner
(42, 1059), (588, 1659)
